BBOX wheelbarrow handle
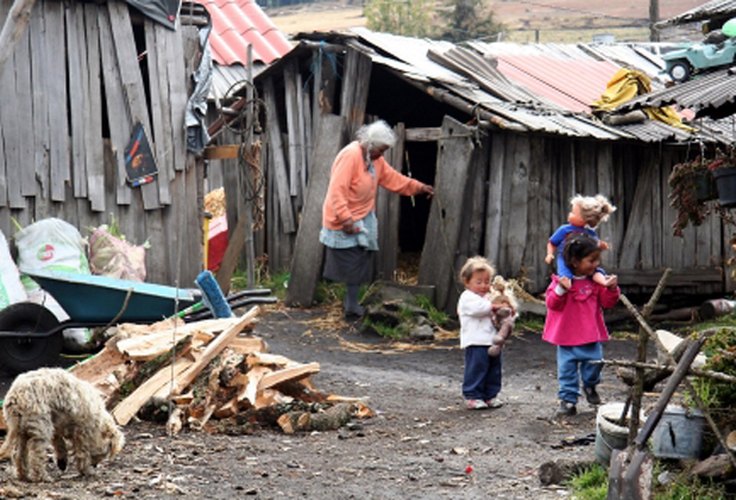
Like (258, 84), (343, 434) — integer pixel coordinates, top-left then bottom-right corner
(634, 336), (706, 447)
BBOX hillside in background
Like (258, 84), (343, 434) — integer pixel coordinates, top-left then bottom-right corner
(266, 0), (707, 43)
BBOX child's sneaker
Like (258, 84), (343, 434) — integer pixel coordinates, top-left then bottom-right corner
(556, 400), (577, 416)
(485, 398), (504, 409)
(583, 386), (601, 405)
(465, 399), (489, 410)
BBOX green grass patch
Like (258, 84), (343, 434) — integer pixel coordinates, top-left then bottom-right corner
(567, 463), (608, 500)
(363, 318), (406, 339)
(414, 294), (449, 327)
(653, 475), (727, 500)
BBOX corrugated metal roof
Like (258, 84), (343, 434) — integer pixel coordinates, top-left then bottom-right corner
(616, 66), (736, 118)
(195, 0), (292, 66)
(288, 30), (730, 143)
(656, 0), (736, 27)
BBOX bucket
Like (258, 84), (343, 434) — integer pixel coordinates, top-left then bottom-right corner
(713, 168), (736, 208)
(651, 406), (705, 459)
(595, 402), (642, 466)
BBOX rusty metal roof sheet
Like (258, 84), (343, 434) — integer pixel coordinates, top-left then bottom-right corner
(616, 66), (736, 119)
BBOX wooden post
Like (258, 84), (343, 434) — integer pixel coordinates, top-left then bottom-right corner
(0, 0), (37, 77)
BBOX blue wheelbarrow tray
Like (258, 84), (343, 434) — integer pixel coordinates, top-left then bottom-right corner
(22, 269), (198, 323)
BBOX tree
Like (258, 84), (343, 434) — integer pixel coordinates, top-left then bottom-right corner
(439, 0), (504, 42)
(364, 0), (438, 38)
(364, 0), (504, 42)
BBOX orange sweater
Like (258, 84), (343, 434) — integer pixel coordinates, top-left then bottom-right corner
(322, 141), (424, 230)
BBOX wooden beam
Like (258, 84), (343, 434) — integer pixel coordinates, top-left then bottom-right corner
(203, 144), (241, 160)
(405, 127), (442, 142)
(0, 0), (37, 76)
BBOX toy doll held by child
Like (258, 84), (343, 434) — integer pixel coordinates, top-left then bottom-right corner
(457, 256), (505, 410)
(543, 233), (620, 416)
(545, 194), (616, 290)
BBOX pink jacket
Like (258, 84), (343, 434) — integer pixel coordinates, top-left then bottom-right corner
(543, 274), (620, 347)
(322, 141), (424, 230)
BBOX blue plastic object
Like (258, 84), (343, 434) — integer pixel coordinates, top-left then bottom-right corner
(195, 270), (233, 318)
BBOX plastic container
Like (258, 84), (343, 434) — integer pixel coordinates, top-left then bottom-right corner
(595, 402), (643, 466)
(652, 406), (705, 459)
(713, 168), (736, 208)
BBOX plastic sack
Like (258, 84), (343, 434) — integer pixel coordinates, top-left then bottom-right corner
(89, 225), (147, 281)
(14, 218), (89, 281)
(0, 229), (27, 309)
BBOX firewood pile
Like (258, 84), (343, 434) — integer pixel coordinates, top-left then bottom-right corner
(42, 306), (371, 436)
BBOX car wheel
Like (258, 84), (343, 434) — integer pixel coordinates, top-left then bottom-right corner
(0, 302), (63, 374)
(668, 61), (691, 83)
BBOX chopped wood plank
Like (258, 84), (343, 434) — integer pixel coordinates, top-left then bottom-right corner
(112, 357), (193, 426)
(168, 307), (261, 397)
(242, 365), (271, 405)
(227, 336), (267, 355)
(285, 114), (345, 306)
(246, 352), (294, 367)
(254, 388), (291, 409)
(69, 345), (128, 400)
(257, 362), (321, 392)
(117, 329), (214, 361)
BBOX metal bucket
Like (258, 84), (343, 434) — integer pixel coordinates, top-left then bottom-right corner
(595, 402), (638, 466)
(651, 406), (705, 459)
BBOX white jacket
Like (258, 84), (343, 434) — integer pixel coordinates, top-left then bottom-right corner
(457, 290), (498, 348)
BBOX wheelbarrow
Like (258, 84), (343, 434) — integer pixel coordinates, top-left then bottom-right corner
(0, 269), (276, 374)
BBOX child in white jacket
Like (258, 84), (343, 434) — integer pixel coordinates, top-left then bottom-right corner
(457, 256), (504, 410)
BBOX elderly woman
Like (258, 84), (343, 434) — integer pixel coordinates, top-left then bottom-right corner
(320, 120), (434, 319)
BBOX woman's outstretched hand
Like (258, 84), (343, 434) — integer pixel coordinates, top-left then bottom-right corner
(420, 184), (434, 198)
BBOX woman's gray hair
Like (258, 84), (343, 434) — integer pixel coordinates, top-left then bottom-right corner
(356, 120), (396, 150)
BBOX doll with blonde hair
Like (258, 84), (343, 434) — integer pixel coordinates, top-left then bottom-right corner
(545, 194), (617, 289)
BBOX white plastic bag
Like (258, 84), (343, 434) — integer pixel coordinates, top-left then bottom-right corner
(0, 229), (27, 309)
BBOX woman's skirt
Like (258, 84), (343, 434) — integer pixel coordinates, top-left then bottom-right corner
(322, 246), (374, 285)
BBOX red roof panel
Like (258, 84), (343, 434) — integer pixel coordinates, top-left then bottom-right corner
(496, 55), (621, 113)
(195, 0), (292, 65)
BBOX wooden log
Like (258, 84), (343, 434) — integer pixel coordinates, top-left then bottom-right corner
(600, 359), (736, 384)
(168, 307), (261, 397)
(277, 402), (356, 434)
(690, 454), (734, 479)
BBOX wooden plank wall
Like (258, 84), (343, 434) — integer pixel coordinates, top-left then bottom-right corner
(0, 0), (201, 286)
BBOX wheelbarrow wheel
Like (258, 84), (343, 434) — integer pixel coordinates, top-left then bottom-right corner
(0, 302), (63, 374)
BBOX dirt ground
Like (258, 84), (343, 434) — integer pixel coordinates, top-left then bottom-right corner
(0, 304), (648, 499)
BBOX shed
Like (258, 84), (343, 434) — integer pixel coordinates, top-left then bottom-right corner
(0, 0), (209, 285)
(212, 28), (736, 312)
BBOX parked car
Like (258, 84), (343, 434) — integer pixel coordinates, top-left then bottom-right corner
(662, 35), (736, 82)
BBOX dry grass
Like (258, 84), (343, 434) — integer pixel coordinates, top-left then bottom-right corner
(267, 0), (704, 43)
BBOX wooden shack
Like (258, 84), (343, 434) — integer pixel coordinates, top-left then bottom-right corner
(206, 30), (732, 312)
(0, 0), (204, 285)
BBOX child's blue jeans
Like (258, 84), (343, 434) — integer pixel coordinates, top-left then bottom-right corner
(463, 346), (502, 401)
(556, 342), (603, 403)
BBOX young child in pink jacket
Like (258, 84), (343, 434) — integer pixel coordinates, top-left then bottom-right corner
(543, 233), (620, 416)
